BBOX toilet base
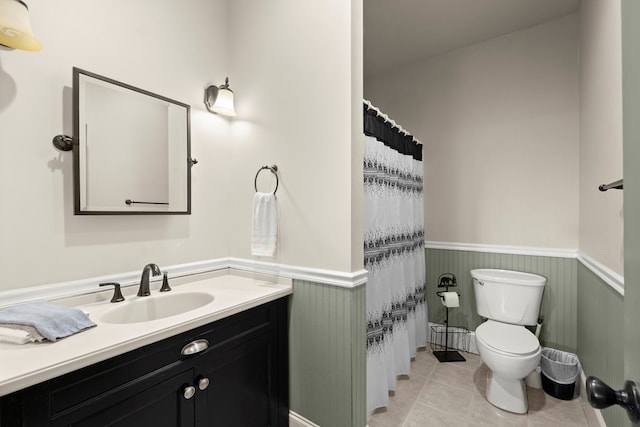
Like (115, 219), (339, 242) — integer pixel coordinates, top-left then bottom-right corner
(486, 371), (528, 414)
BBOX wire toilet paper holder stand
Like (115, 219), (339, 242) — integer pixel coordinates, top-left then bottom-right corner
(433, 273), (466, 363)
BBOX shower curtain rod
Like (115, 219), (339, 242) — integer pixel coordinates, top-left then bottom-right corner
(363, 99), (422, 145)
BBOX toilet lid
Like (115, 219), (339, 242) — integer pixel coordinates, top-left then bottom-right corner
(476, 321), (539, 356)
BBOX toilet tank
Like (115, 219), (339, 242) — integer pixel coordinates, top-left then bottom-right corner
(471, 269), (546, 325)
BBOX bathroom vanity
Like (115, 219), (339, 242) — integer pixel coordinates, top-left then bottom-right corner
(0, 271), (291, 426)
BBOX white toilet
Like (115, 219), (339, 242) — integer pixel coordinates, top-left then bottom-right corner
(471, 269), (546, 414)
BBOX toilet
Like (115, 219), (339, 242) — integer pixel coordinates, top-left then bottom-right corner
(471, 269), (546, 414)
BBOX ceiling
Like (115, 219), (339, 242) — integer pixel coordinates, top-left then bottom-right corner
(364, 0), (581, 78)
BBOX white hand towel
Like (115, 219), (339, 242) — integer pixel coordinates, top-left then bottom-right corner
(0, 324), (45, 344)
(251, 192), (278, 256)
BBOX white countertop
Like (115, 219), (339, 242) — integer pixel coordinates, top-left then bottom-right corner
(0, 269), (292, 397)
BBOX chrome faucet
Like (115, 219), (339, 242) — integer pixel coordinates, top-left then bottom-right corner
(138, 263), (161, 296)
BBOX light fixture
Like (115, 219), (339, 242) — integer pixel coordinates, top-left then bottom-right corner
(204, 77), (236, 117)
(0, 0), (41, 51)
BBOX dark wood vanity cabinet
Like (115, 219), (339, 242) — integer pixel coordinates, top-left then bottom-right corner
(0, 297), (289, 427)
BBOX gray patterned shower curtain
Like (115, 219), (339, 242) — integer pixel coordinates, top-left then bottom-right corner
(363, 101), (427, 414)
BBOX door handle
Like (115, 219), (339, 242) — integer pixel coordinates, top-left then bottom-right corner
(586, 376), (640, 423)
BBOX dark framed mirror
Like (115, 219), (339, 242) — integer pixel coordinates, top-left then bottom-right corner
(73, 67), (191, 215)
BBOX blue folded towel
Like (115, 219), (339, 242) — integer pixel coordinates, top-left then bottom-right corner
(0, 301), (96, 342)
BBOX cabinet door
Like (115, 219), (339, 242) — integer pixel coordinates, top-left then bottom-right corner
(196, 333), (275, 427)
(21, 365), (196, 427)
(72, 368), (195, 427)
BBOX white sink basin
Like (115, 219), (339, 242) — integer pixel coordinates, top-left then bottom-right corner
(99, 292), (215, 324)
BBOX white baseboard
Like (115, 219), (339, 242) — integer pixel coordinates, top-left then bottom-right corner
(289, 411), (321, 427)
(227, 257), (368, 289)
(577, 252), (624, 296)
(424, 241), (624, 297)
(0, 258), (368, 308)
(425, 241), (577, 259)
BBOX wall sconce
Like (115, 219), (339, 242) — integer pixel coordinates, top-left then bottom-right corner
(0, 0), (41, 51)
(204, 77), (236, 117)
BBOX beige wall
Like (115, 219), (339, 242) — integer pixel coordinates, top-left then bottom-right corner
(350, 0), (365, 272)
(365, 15), (580, 250)
(227, 0), (363, 273)
(0, 0), (231, 290)
(579, 0), (624, 275)
(0, 0), (363, 292)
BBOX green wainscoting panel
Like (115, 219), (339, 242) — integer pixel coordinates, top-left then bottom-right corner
(577, 262), (626, 427)
(425, 249), (578, 352)
(288, 279), (367, 427)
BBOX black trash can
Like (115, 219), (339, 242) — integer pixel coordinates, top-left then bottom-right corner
(540, 347), (580, 400)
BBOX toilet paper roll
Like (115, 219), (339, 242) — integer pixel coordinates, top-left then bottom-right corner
(440, 291), (460, 308)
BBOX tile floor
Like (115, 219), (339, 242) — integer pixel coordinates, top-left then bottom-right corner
(368, 349), (600, 427)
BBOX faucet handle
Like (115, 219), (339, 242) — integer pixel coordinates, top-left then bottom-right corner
(99, 282), (125, 303)
(160, 272), (171, 292)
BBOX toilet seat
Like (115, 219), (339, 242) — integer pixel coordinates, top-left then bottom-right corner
(476, 320), (539, 356)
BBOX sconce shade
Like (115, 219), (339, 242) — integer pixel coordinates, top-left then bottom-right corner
(204, 77), (236, 117)
(211, 87), (236, 116)
(0, 0), (41, 51)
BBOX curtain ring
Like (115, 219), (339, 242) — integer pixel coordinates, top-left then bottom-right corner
(254, 165), (278, 194)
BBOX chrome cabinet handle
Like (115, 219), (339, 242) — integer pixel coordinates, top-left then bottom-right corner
(183, 385), (196, 400)
(198, 377), (210, 390)
(181, 339), (209, 356)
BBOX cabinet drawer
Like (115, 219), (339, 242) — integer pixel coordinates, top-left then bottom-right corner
(25, 364), (195, 427)
(179, 302), (276, 354)
(24, 335), (188, 420)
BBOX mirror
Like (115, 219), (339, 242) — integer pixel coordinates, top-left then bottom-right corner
(72, 67), (191, 215)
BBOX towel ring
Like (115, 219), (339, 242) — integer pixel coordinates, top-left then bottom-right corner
(254, 165), (279, 194)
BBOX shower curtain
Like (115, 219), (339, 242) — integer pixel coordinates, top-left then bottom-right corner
(363, 101), (427, 414)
